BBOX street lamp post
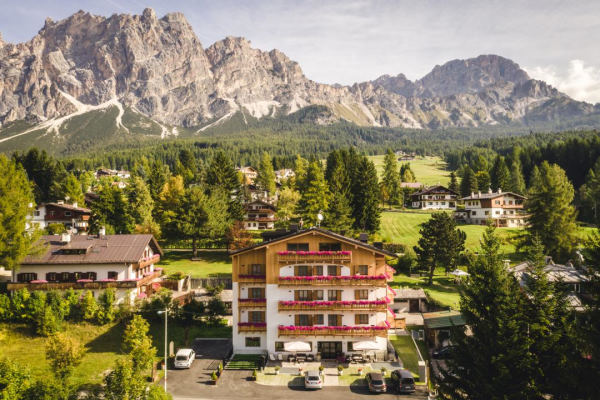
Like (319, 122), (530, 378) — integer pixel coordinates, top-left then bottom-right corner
(157, 308), (168, 392)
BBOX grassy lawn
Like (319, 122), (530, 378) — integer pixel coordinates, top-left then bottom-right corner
(393, 270), (462, 309)
(389, 334), (422, 379)
(369, 155), (450, 186)
(157, 250), (232, 278)
(379, 210), (521, 256)
(0, 322), (126, 388)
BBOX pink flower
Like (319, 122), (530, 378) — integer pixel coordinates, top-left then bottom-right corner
(99, 278), (115, 282)
(77, 279), (94, 283)
(30, 280), (48, 283)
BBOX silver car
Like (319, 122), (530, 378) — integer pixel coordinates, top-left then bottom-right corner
(304, 370), (323, 389)
(174, 348), (196, 369)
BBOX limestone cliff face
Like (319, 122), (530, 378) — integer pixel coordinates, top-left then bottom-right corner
(0, 8), (597, 130)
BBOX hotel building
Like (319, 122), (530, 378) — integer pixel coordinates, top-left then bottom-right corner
(230, 228), (396, 359)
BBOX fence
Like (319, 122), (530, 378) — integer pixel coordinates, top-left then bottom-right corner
(190, 277), (232, 290)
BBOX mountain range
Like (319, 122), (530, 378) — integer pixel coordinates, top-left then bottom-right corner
(0, 8), (599, 154)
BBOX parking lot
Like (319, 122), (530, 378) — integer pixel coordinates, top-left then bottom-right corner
(166, 339), (429, 400)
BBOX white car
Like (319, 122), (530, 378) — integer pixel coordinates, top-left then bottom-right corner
(304, 370), (323, 389)
(174, 348), (196, 369)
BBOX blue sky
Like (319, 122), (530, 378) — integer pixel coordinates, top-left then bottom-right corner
(1, 0), (599, 103)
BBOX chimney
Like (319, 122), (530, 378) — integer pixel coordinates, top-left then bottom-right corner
(72, 202), (78, 208)
(497, 188), (502, 194)
(478, 191), (481, 197)
(99, 226), (106, 237)
(471, 192), (474, 197)
(57, 200), (64, 205)
(60, 233), (71, 243)
(359, 233), (369, 243)
(488, 188), (492, 194)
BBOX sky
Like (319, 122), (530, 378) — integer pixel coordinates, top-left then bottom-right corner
(1, 0), (599, 104)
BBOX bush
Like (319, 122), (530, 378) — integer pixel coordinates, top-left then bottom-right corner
(167, 271), (185, 281)
(96, 288), (116, 324)
(395, 249), (416, 274)
(0, 293), (12, 321)
(337, 365), (344, 371)
(78, 291), (99, 322)
(383, 243), (406, 254)
(211, 371), (218, 381)
(35, 305), (62, 336)
(46, 223), (66, 235)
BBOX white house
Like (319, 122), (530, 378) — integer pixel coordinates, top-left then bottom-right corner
(8, 233), (163, 304)
(460, 189), (527, 227)
(230, 228), (396, 360)
(275, 169), (295, 183)
(28, 201), (92, 233)
(243, 200), (278, 230)
(410, 185), (458, 210)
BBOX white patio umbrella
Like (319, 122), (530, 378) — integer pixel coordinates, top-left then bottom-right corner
(352, 340), (380, 360)
(284, 341), (311, 352)
(450, 269), (470, 277)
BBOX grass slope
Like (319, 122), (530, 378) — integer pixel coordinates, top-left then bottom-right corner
(369, 155), (450, 185)
(157, 250), (232, 278)
(389, 334), (422, 379)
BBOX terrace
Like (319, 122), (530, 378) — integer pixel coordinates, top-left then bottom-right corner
(278, 324), (389, 337)
(278, 299), (389, 312)
(278, 275), (388, 287)
(237, 322), (267, 332)
(7, 270), (162, 291)
(238, 298), (267, 308)
(237, 274), (267, 283)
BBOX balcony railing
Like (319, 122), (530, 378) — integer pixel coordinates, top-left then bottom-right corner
(238, 298), (267, 308)
(278, 300), (388, 312)
(238, 322), (267, 332)
(237, 274), (266, 283)
(278, 324), (389, 337)
(138, 254), (160, 269)
(278, 275), (387, 287)
(277, 251), (351, 263)
(8, 271), (162, 292)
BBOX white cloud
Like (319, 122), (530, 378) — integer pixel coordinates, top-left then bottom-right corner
(526, 60), (600, 104)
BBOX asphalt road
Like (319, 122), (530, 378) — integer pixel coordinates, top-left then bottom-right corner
(165, 338), (429, 400)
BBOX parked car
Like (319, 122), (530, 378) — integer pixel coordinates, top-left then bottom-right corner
(304, 370), (323, 389)
(390, 369), (416, 394)
(174, 348), (196, 369)
(366, 372), (387, 393)
(432, 346), (455, 359)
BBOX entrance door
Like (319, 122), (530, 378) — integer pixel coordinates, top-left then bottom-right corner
(409, 299), (419, 313)
(318, 341), (342, 359)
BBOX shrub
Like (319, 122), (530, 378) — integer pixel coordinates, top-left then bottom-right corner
(167, 271), (185, 281)
(211, 371), (218, 381)
(97, 288), (116, 324)
(383, 243), (406, 254)
(0, 293), (12, 321)
(78, 291), (99, 322)
(395, 248), (416, 273)
(35, 305), (61, 336)
(337, 365), (344, 371)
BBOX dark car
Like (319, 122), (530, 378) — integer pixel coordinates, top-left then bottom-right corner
(366, 372), (387, 393)
(432, 346), (455, 359)
(390, 369), (416, 394)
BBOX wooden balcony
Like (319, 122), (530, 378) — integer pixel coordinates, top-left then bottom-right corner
(278, 275), (387, 287)
(8, 271), (162, 292)
(238, 298), (267, 308)
(277, 251), (351, 264)
(237, 275), (266, 284)
(138, 254), (160, 269)
(278, 300), (387, 312)
(278, 325), (388, 337)
(238, 323), (267, 332)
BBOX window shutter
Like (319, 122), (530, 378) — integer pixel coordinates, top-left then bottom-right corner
(294, 291), (300, 301)
(295, 315), (300, 325)
(355, 314), (360, 324)
(354, 290), (360, 300)
(260, 288), (265, 298)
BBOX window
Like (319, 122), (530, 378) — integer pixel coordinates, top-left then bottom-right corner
(484, 211), (490, 215)
(250, 264), (265, 275)
(248, 311), (265, 323)
(495, 211), (500, 215)
(328, 290), (342, 301)
(328, 314), (342, 326)
(249, 288), (264, 299)
(296, 265), (311, 276)
(297, 314), (311, 326)
(34, 210), (40, 216)
(295, 290), (312, 301)
(72, 272), (84, 280)
(313, 314), (324, 325)
(355, 314), (369, 324)
(49, 211), (55, 217)
(357, 265), (369, 275)
(60, 272), (72, 281)
(46, 272), (58, 282)
(327, 265), (338, 276)
(287, 243), (309, 251)
(355, 290), (368, 300)
(314, 265), (323, 276)
(275, 342), (284, 352)
(313, 290), (324, 300)
(17, 273), (37, 282)
(495, 200), (500, 205)
(82, 272), (97, 280)
(319, 243), (341, 251)
(347, 342), (354, 352)
(65, 211), (72, 217)
(245, 337), (261, 347)
(107, 271), (118, 280)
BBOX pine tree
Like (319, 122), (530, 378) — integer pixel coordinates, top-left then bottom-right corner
(448, 171), (459, 193)
(526, 162), (578, 259)
(325, 150), (354, 233)
(508, 149), (526, 194)
(256, 152), (276, 195)
(297, 161), (330, 226)
(126, 176), (155, 226)
(459, 167), (478, 197)
(147, 160), (170, 202)
(438, 225), (533, 399)
(475, 170), (491, 191)
(400, 163), (416, 182)
(381, 149), (401, 206)
(413, 212), (465, 285)
(0, 155), (37, 271)
(580, 159), (600, 224)
(351, 157), (381, 232)
(293, 154), (310, 193)
(205, 150), (240, 193)
(490, 155), (510, 192)
(61, 173), (84, 205)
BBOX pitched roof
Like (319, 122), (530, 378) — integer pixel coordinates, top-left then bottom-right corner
(460, 191), (526, 201)
(229, 227), (397, 257)
(423, 310), (466, 329)
(44, 202), (91, 213)
(22, 234), (162, 265)
(245, 199), (277, 210)
(394, 288), (427, 299)
(411, 185), (458, 196)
